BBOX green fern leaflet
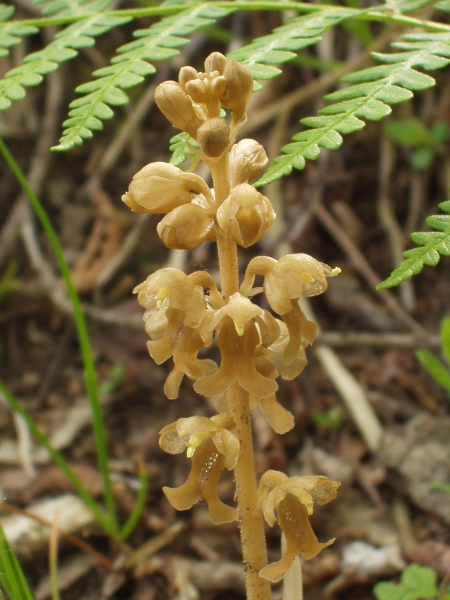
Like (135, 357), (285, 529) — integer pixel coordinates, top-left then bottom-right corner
(377, 200), (450, 289)
(0, 6), (37, 59)
(169, 132), (197, 167)
(34, 0), (116, 17)
(228, 7), (360, 89)
(257, 31), (450, 186)
(53, 4), (234, 151)
(0, 13), (131, 113)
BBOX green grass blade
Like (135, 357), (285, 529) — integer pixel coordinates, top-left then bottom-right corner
(118, 463), (149, 540)
(0, 137), (118, 535)
(0, 379), (112, 534)
(0, 520), (35, 600)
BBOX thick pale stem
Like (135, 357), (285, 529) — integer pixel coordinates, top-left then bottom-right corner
(211, 153), (272, 600)
(209, 154), (239, 299)
(227, 382), (271, 600)
(217, 232), (239, 298)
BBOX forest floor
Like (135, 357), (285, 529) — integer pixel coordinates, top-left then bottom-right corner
(1, 8), (450, 600)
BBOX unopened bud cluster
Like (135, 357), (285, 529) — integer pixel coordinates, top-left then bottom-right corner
(122, 52), (272, 250)
(123, 53), (340, 586)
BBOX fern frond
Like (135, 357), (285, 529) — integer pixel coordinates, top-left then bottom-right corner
(228, 7), (360, 90)
(0, 13), (130, 113)
(169, 5), (362, 164)
(0, 5), (37, 59)
(53, 4), (234, 151)
(258, 31), (450, 186)
(377, 200), (450, 289)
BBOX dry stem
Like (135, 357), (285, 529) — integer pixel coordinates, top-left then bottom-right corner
(227, 382), (271, 600)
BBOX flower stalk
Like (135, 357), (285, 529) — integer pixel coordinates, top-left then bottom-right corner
(122, 52), (341, 600)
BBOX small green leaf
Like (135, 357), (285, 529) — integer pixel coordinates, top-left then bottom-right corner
(310, 406), (344, 430)
(393, 68), (436, 90)
(355, 98), (391, 120)
(415, 349), (450, 390)
(36, 0), (114, 16)
(374, 564), (438, 600)
(384, 119), (432, 147)
(375, 84), (414, 104)
(430, 122), (450, 145)
(410, 147), (433, 171)
(432, 481), (450, 493)
(5, 83), (26, 101)
(103, 86), (129, 105)
(169, 132), (197, 167)
(342, 64), (395, 83)
(312, 130), (343, 150)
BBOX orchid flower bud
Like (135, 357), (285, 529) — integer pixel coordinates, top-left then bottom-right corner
(205, 51), (228, 75)
(178, 66), (198, 88)
(210, 75), (227, 98)
(157, 203), (215, 250)
(197, 117), (230, 158)
(230, 139), (268, 186)
(184, 78), (209, 104)
(122, 162), (212, 215)
(220, 60), (253, 126)
(155, 80), (206, 138)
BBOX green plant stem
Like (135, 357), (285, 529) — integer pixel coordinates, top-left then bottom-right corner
(0, 521), (35, 600)
(210, 153), (271, 600)
(0, 137), (118, 535)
